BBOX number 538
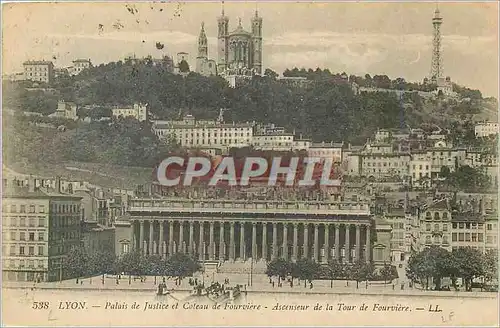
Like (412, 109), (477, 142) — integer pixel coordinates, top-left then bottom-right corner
(32, 302), (49, 309)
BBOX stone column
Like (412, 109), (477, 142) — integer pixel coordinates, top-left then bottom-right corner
(345, 224), (350, 263)
(262, 223), (268, 261)
(303, 223), (309, 259)
(272, 223), (278, 260)
(139, 220), (145, 254)
(209, 221), (215, 260)
(323, 223), (329, 263)
(313, 224), (319, 262)
(149, 220), (154, 255)
(252, 222), (257, 260)
(229, 222), (235, 260)
(292, 223), (298, 261)
(335, 223), (340, 260)
(159, 221), (164, 258)
(189, 221), (195, 255)
(199, 221), (205, 261)
(179, 222), (184, 253)
(129, 220), (135, 251)
(240, 222), (245, 260)
(168, 221), (174, 255)
(219, 222), (225, 260)
(283, 224), (288, 261)
(365, 224), (371, 263)
(355, 224), (361, 262)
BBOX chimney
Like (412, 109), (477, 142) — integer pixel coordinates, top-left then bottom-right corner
(28, 175), (35, 193)
(55, 177), (61, 194)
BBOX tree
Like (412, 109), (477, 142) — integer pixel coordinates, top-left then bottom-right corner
(483, 249), (498, 285)
(326, 259), (344, 287)
(380, 262), (393, 285)
(178, 60), (190, 73)
(116, 251), (147, 277)
(88, 250), (117, 276)
(266, 258), (291, 282)
(295, 258), (320, 287)
(452, 247), (484, 291)
(65, 246), (90, 282)
(264, 68), (278, 80)
(164, 253), (200, 280)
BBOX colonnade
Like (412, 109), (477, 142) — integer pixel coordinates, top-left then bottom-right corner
(130, 219), (372, 263)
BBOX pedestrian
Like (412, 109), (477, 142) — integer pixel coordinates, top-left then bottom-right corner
(392, 284), (395, 290)
(272, 281), (275, 288)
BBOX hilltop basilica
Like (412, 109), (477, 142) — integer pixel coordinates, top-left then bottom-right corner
(195, 8), (263, 87)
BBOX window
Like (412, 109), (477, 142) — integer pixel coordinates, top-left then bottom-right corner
(434, 224), (439, 231)
(29, 205), (35, 213)
(39, 205), (45, 213)
(28, 246), (34, 255)
(426, 223), (431, 231)
(10, 205), (16, 213)
(9, 246), (15, 255)
(443, 235), (449, 244)
(122, 244), (130, 254)
(465, 233), (471, 242)
(487, 224), (492, 230)
(459, 223), (464, 229)
(434, 212), (440, 220)
(425, 236), (431, 244)
(38, 246), (44, 256)
(38, 232), (44, 241)
(452, 233), (457, 242)
(443, 224), (448, 232)
(458, 233), (464, 242)
(20, 205), (26, 213)
(29, 233), (35, 241)
(10, 231), (16, 240)
(478, 233), (483, 242)
(472, 233), (477, 242)
(20, 232), (26, 241)
(20, 218), (25, 226)
(29, 218), (35, 227)
(19, 246), (25, 255)
(443, 212), (448, 219)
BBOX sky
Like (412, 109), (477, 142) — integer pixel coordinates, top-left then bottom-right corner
(2, 1), (498, 97)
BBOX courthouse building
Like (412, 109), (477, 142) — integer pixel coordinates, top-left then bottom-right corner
(115, 197), (391, 267)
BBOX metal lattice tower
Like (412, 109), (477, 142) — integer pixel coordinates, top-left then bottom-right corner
(430, 7), (443, 81)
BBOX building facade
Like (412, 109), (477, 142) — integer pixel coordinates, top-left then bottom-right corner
(23, 60), (55, 84)
(2, 179), (82, 282)
(115, 198), (390, 266)
(49, 100), (78, 120)
(112, 103), (148, 122)
(217, 9), (263, 87)
(474, 122), (499, 138)
(70, 59), (93, 75)
(153, 114), (253, 150)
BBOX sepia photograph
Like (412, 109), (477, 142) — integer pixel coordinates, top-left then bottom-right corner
(1, 1), (499, 326)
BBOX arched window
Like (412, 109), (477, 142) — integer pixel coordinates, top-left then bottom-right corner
(426, 211), (432, 219)
(425, 236), (431, 244)
(434, 224), (439, 231)
(434, 212), (440, 220)
(442, 212), (448, 219)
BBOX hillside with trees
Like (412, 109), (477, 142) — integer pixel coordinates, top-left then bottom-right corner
(2, 61), (493, 171)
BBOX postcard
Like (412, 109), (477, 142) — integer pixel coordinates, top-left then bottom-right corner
(1, 1), (498, 327)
